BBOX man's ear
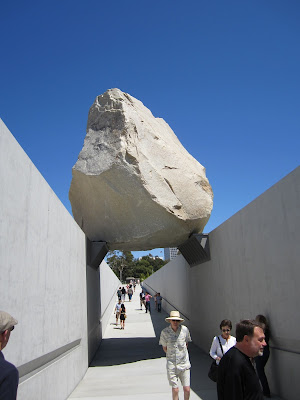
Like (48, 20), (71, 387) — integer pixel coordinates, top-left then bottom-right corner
(1, 330), (10, 347)
(0, 331), (5, 350)
(244, 335), (249, 343)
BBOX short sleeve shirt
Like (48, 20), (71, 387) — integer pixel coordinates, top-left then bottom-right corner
(159, 325), (192, 371)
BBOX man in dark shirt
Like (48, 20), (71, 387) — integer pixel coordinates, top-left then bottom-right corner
(0, 311), (19, 399)
(217, 319), (266, 400)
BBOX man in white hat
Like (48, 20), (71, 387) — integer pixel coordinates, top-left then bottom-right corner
(159, 310), (192, 400)
(0, 311), (19, 399)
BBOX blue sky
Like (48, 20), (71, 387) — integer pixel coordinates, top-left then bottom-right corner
(1, 1), (299, 259)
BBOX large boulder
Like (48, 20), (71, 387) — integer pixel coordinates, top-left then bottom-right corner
(69, 88), (213, 251)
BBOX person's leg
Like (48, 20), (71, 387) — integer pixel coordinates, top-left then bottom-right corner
(167, 368), (179, 400)
(172, 387), (179, 400)
(183, 386), (190, 400)
(180, 369), (191, 400)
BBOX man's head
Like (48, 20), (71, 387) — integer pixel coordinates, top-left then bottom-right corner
(0, 311), (18, 351)
(165, 311), (184, 331)
(235, 319), (266, 357)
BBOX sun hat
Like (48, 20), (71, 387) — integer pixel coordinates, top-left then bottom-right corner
(0, 311), (18, 333)
(165, 310), (184, 322)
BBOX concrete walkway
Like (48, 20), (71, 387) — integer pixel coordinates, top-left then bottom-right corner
(68, 286), (281, 400)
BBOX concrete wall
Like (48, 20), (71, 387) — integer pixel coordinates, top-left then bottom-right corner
(86, 255), (120, 363)
(144, 166), (300, 400)
(142, 255), (191, 328)
(0, 119), (88, 399)
(86, 260), (101, 364)
(99, 260), (121, 337)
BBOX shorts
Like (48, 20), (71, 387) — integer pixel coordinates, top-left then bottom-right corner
(167, 367), (190, 388)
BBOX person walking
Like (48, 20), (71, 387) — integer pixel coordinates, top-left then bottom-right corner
(121, 286), (126, 302)
(114, 299), (122, 325)
(140, 290), (145, 310)
(156, 293), (162, 312)
(145, 292), (152, 313)
(128, 286), (133, 301)
(116, 287), (122, 301)
(0, 311), (19, 399)
(159, 311), (192, 400)
(208, 319), (236, 382)
(120, 304), (126, 330)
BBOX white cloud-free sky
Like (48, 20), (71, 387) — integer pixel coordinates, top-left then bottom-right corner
(1, 1), (299, 259)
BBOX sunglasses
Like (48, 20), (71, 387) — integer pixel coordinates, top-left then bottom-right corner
(222, 329), (230, 332)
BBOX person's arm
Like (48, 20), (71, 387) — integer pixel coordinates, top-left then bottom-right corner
(209, 337), (221, 361)
(159, 330), (168, 354)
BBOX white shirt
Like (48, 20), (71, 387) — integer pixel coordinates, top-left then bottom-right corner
(209, 335), (236, 365)
(115, 303), (122, 312)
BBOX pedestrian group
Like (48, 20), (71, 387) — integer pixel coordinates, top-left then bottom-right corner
(1, 281), (271, 400)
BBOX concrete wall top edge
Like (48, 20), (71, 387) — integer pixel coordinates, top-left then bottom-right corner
(209, 165), (300, 234)
(0, 118), (79, 230)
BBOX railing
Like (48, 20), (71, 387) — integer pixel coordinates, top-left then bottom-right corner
(142, 282), (190, 321)
(18, 339), (81, 382)
(269, 345), (300, 355)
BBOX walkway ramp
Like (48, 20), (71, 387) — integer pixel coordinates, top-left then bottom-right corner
(68, 287), (277, 400)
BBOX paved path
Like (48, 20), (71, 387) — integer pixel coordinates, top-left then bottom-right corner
(68, 286), (280, 400)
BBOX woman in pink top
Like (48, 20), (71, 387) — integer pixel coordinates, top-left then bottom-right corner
(145, 292), (152, 313)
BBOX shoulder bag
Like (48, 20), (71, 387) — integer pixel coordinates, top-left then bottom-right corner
(208, 336), (224, 382)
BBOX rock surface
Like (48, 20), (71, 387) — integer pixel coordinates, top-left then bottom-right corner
(69, 89), (213, 251)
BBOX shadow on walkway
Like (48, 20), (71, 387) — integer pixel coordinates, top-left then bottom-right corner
(88, 295), (218, 400)
(70, 289), (283, 399)
(90, 337), (163, 367)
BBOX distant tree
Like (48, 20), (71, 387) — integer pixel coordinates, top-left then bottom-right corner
(106, 251), (130, 281)
(106, 251), (167, 281)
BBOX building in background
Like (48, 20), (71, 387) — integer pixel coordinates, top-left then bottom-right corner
(164, 247), (178, 261)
